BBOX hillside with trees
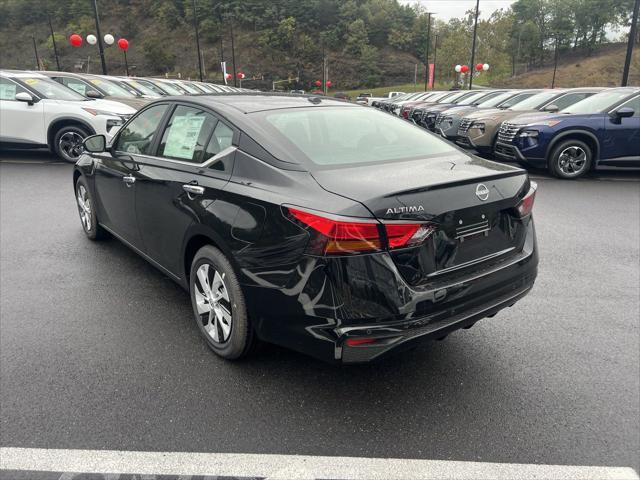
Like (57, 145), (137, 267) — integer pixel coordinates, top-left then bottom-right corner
(0, 0), (637, 90)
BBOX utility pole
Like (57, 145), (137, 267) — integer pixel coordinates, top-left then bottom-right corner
(424, 12), (433, 91)
(622, 0), (639, 86)
(322, 42), (326, 92)
(551, 37), (559, 88)
(432, 34), (438, 88)
(414, 63), (417, 90)
(91, 0), (108, 75)
(468, 0), (480, 90)
(47, 11), (60, 70)
(192, 0), (204, 81)
(32, 36), (41, 69)
(230, 20), (237, 87)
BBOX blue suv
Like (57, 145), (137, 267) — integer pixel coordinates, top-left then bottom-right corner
(494, 87), (640, 179)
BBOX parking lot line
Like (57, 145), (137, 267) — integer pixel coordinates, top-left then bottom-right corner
(1, 448), (638, 480)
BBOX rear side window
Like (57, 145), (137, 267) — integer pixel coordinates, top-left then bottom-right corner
(260, 106), (456, 167)
(157, 105), (217, 163)
(115, 104), (168, 155)
(204, 122), (234, 158)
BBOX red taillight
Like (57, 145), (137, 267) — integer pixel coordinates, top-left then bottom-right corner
(287, 208), (435, 255)
(288, 208), (382, 254)
(385, 223), (436, 249)
(402, 107), (411, 119)
(345, 337), (377, 346)
(515, 182), (537, 217)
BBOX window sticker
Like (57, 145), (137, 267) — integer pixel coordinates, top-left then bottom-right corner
(0, 83), (17, 100)
(163, 114), (206, 160)
(24, 79), (40, 85)
(90, 79), (102, 85)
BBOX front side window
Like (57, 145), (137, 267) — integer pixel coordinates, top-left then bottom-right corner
(115, 104), (169, 155)
(260, 106), (456, 167)
(617, 96), (640, 117)
(158, 105), (217, 163)
(0, 78), (27, 100)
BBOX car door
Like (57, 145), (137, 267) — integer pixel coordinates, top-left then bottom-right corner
(93, 103), (170, 248)
(133, 104), (237, 275)
(0, 77), (45, 145)
(601, 95), (640, 164)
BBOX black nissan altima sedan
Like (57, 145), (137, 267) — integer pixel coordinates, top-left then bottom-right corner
(74, 93), (538, 363)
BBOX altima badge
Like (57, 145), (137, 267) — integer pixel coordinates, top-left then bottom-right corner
(386, 205), (425, 215)
(475, 184), (490, 201)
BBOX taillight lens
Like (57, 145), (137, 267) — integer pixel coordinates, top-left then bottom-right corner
(385, 223), (436, 249)
(515, 182), (537, 217)
(287, 208), (435, 255)
(288, 208), (382, 254)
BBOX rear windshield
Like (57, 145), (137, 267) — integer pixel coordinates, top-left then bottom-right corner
(258, 106), (457, 167)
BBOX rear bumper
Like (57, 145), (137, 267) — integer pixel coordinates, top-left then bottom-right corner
(244, 219), (538, 364)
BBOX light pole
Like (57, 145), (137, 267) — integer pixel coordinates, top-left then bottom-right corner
(622, 0), (639, 86)
(32, 36), (41, 69)
(432, 34), (439, 88)
(551, 37), (559, 88)
(468, 0), (480, 90)
(91, 0), (108, 75)
(192, 0), (204, 82)
(47, 12), (61, 70)
(424, 12), (433, 91)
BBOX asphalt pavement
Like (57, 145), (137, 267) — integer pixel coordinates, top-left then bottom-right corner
(1, 151), (639, 476)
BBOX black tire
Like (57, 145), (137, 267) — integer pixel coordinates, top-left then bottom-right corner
(53, 124), (90, 163)
(189, 245), (256, 360)
(75, 176), (108, 240)
(548, 139), (593, 179)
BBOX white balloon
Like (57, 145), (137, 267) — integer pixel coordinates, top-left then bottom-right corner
(483, 63), (490, 71)
(103, 34), (115, 45)
(86, 34), (97, 45)
(454, 64), (462, 73)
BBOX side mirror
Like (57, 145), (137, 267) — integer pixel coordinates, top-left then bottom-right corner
(613, 107), (634, 119)
(15, 92), (35, 105)
(544, 104), (559, 113)
(85, 89), (102, 99)
(83, 134), (106, 153)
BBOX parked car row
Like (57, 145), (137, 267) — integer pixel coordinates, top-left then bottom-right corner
(0, 69), (248, 162)
(372, 87), (640, 179)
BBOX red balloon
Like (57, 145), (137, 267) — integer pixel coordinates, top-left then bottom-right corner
(225, 73), (232, 79)
(117, 38), (129, 51)
(314, 80), (321, 87)
(237, 72), (245, 79)
(69, 34), (82, 47)
(476, 63), (484, 72)
(325, 81), (332, 87)
(461, 65), (469, 73)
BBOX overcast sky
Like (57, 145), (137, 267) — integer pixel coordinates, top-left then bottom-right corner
(400, 0), (517, 22)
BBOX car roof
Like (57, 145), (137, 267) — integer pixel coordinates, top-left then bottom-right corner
(0, 70), (48, 79)
(172, 92), (355, 115)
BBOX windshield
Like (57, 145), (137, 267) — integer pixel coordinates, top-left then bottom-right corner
(132, 79), (167, 96)
(123, 79), (162, 96)
(457, 92), (488, 105)
(151, 80), (183, 95)
(511, 91), (559, 111)
(479, 91), (515, 107)
(561, 90), (634, 114)
(21, 77), (86, 101)
(175, 81), (200, 94)
(88, 78), (136, 97)
(260, 106), (456, 167)
(499, 92), (537, 109)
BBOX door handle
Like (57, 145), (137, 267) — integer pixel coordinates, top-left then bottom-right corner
(183, 184), (205, 196)
(123, 175), (136, 187)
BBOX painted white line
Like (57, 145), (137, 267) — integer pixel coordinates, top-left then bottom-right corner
(0, 448), (638, 480)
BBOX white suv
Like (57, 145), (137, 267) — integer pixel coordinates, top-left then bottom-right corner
(0, 70), (136, 162)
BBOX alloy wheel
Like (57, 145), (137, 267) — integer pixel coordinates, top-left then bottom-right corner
(59, 132), (85, 160)
(557, 146), (587, 176)
(194, 264), (233, 343)
(76, 185), (92, 232)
